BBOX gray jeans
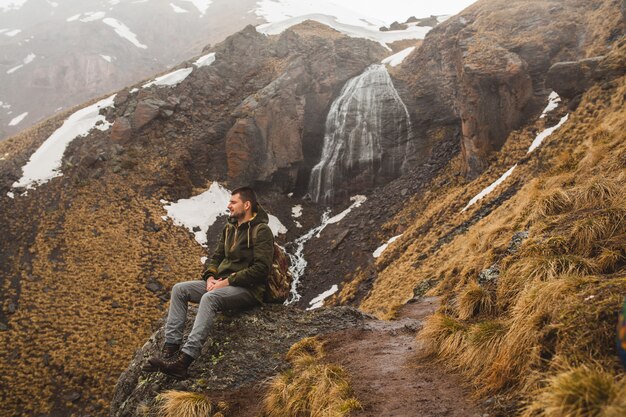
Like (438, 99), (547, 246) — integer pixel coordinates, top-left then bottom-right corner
(164, 280), (258, 359)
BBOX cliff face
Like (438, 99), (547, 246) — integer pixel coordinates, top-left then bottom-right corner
(397, 0), (624, 178)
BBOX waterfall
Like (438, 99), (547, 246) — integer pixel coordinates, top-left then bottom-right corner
(309, 64), (413, 203)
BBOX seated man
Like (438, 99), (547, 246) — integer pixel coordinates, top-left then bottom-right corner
(145, 186), (274, 379)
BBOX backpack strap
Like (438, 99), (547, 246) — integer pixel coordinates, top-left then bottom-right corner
(251, 223), (273, 244)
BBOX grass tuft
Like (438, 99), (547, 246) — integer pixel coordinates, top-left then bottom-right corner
(458, 281), (495, 319)
(522, 365), (626, 417)
(264, 337), (360, 417)
(157, 390), (227, 417)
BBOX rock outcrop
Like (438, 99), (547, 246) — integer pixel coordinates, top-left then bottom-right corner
(397, 0), (623, 178)
(111, 305), (367, 417)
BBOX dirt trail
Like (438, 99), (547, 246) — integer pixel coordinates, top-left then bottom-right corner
(323, 297), (483, 417)
(208, 297), (483, 417)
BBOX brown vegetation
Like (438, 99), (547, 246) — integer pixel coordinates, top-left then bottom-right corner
(358, 42), (626, 414)
(263, 337), (361, 417)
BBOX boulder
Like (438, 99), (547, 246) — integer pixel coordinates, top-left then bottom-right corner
(110, 117), (132, 143)
(546, 56), (605, 99)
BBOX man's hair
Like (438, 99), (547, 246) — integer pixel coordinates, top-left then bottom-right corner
(231, 186), (259, 213)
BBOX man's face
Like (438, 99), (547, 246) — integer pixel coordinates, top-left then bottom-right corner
(227, 193), (249, 220)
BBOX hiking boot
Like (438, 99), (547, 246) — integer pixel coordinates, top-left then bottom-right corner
(141, 343), (180, 373)
(150, 352), (194, 379)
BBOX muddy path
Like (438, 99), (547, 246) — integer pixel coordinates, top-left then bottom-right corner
(208, 297), (482, 417)
(322, 297), (482, 417)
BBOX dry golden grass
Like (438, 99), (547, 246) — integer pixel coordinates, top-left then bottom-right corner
(157, 390), (229, 417)
(457, 281), (495, 320)
(359, 42), (626, 414)
(263, 337), (361, 417)
(521, 365), (626, 417)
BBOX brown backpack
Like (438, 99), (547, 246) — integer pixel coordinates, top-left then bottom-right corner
(252, 224), (293, 303)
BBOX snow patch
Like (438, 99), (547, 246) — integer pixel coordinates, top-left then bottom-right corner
(100, 54), (112, 62)
(8, 112), (27, 126)
(162, 182), (231, 246)
(381, 46), (415, 67)
(6, 191), (14, 199)
(0, 0), (28, 12)
(194, 52), (215, 68)
(170, 3), (188, 13)
(4, 29), (21, 37)
(143, 67), (193, 88)
(6, 65), (23, 74)
(66, 14), (80, 22)
(295, 220), (302, 228)
(461, 165), (517, 212)
(179, 0), (211, 15)
(268, 215), (288, 236)
(200, 256), (207, 264)
(80, 11), (106, 22)
(23, 52), (35, 64)
(46, 0), (58, 6)
(307, 284), (338, 310)
(102, 18), (148, 49)
(373, 234), (403, 258)
(527, 114), (569, 153)
(539, 91), (561, 118)
(12, 95), (116, 190)
(323, 195), (366, 227)
(291, 204), (302, 218)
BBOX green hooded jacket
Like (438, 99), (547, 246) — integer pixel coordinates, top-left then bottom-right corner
(203, 205), (274, 302)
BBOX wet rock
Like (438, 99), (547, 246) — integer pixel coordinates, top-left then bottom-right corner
(111, 305), (367, 417)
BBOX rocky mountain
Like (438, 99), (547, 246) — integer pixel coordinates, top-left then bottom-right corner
(0, 0), (446, 142)
(0, 0), (624, 416)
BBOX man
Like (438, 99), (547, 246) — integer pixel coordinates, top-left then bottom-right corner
(145, 186), (274, 379)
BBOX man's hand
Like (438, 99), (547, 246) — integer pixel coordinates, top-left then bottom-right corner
(206, 277), (229, 292)
(205, 277), (217, 292)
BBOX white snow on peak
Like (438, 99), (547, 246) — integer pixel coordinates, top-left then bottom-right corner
(66, 14), (80, 22)
(179, 0), (212, 16)
(12, 94), (116, 190)
(0, 0), (28, 12)
(8, 111), (27, 126)
(461, 165), (517, 212)
(539, 91), (561, 119)
(528, 114), (569, 153)
(4, 28), (21, 36)
(100, 54), (112, 62)
(170, 3), (188, 13)
(307, 284), (338, 310)
(382, 46), (415, 67)
(254, 0), (477, 47)
(162, 182), (231, 246)
(292, 204), (303, 218)
(143, 67), (193, 88)
(80, 11), (106, 22)
(373, 234), (403, 258)
(194, 52), (215, 68)
(102, 18), (148, 49)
